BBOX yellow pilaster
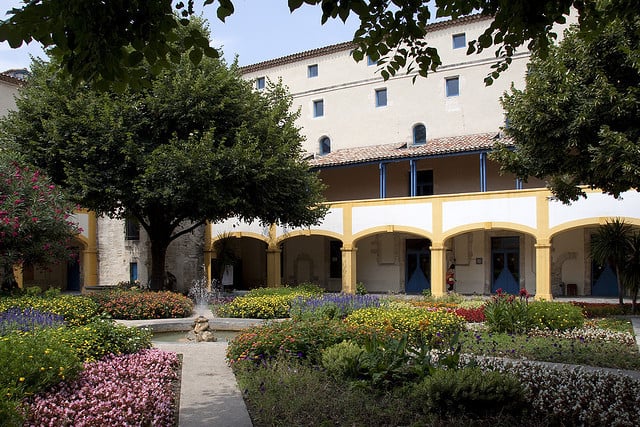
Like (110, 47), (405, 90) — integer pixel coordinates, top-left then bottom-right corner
(13, 265), (23, 288)
(341, 244), (357, 294)
(82, 211), (99, 289)
(535, 239), (553, 300)
(266, 224), (281, 288)
(430, 242), (446, 297)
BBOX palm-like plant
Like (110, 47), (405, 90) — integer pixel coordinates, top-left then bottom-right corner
(620, 232), (640, 314)
(590, 218), (632, 306)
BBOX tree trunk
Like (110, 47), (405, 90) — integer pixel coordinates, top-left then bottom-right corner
(1, 262), (18, 292)
(148, 239), (169, 291)
(615, 265), (624, 306)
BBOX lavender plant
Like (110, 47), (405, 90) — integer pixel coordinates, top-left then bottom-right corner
(0, 307), (65, 335)
(290, 293), (381, 320)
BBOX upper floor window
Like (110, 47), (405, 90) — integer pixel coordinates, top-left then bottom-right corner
(375, 88), (387, 107)
(125, 218), (140, 240)
(367, 55), (377, 66)
(452, 33), (466, 49)
(413, 124), (426, 145)
(320, 136), (331, 155)
(446, 77), (460, 97)
(313, 99), (324, 117)
(255, 77), (265, 90)
(308, 64), (318, 78)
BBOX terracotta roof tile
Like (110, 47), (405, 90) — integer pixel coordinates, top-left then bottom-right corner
(241, 14), (491, 74)
(309, 133), (510, 168)
(0, 73), (25, 86)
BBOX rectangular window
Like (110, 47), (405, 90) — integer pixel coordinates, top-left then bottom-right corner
(452, 33), (466, 49)
(446, 77), (459, 97)
(129, 262), (138, 283)
(375, 88), (387, 107)
(367, 55), (377, 66)
(125, 218), (140, 240)
(313, 99), (324, 117)
(256, 77), (265, 90)
(409, 170), (434, 196)
(308, 64), (318, 78)
(329, 240), (342, 278)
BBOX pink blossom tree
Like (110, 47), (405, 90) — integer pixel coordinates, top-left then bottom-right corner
(0, 153), (81, 291)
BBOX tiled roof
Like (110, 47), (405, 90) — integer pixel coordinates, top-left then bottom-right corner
(0, 73), (25, 86)
(308, 133), (509, 168)
(241, 14), (491, 74)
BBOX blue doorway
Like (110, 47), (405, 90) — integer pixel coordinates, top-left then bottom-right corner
(491, 237), (520, 294)
(66, 248), (80, 292)
(405, 239), (431, 294)
(591, 262), (618, 297)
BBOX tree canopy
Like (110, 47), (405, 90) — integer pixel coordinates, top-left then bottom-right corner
(492, 15), (640, 202)
(3, 1), (637, 88)
(0, 20), (327, 290)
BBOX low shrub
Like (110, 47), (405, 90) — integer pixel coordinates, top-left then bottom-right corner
(25, 349), (179, 426)
(528, 300), (584, 330)
(58, 317), (152, 362)
(227, 318), (357, 365)
(290, 293), (380, 320)
(451, 306), (485, 322)
(321, 340), (365, 379)
(0, 294), (100, 326)
(90, 290), (193, 319)
(0, 307), (65, 334)
(570, 302), (632, 317)
(245, 283), (323, 298)
(344, 307), (465, 347)
(217, 295), (292, 319)
(409, 367), (527, 417)
(0, 328), (83, 424)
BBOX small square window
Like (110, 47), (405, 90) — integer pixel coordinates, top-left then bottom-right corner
(446, 77), (459, 97)
(256, 77), (265, 90)
(375, 88), (387, 107)
(452, 33), (466, 49)
(308, 64), (318, 78)
(313, 99), (324, 117)
(125, 218), (140, 240)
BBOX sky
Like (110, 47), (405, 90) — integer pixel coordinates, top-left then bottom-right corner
(0, 1), (362, 72)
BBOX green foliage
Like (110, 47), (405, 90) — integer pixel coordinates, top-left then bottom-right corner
(0, 328), (83, 423)
(227, 318), (356, 365)
(216, 295), (292, 319)
(0, 294), (100, 326)
(320, 340), (365, 380)
(571, 302), (632, 317)
(344, 306), (466, 347)
(410, 367), (527, 417)
(355, 282), (368, 295)
(89, 289), (193, 319)
(245, 284), (322, 298)
(494, 16), (640, 202)
(483, 292), (531, 334)
(528, 301), (584, 330)
(57, 318), (152, 363)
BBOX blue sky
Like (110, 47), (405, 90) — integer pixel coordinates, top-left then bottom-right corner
(0, 1), (361, 72)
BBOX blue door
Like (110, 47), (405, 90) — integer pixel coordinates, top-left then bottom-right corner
(491, 237), (520, 294)
(405, 239), (431, 294)
(66, 251), (80, 291)
(591, 262), (618, 297)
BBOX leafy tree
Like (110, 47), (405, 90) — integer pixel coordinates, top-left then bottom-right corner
(0, 20), (327, 291)
(621, 232), (640, 313)
(0, 151), (81, 290)
(590, 219), (633, 306)
(492, 16), (640, 202)
(4, 1), (637, 88)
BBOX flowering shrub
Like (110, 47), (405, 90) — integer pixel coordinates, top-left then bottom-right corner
(0, 327), (83, 424)
(528, 300), (584, 330)
(290, 293), (381, 320)
(227, 318), (358, 365)
(25, 349), (179, 426)
(450, 306), (485, 323)
(470, 356), (640, 426)
(527, 326), (636, 347)
(90, 289), (193, 319)
(217, 295), (292, 319)
(245, 283), (323, 298)
(58, 318), (152, 362)
(0, 294), (100, 326)
(0, 307), (65, 334)
(483, 289), (531, 333)
(344, 307), (465, 347)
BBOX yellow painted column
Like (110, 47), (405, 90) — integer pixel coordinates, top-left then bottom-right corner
(13, 265), (23, 289)
(535, 239), (553, 300)
(430, 242), (446, 297)
(341, 244), (357, 294)
(82, 211), (99, 289)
